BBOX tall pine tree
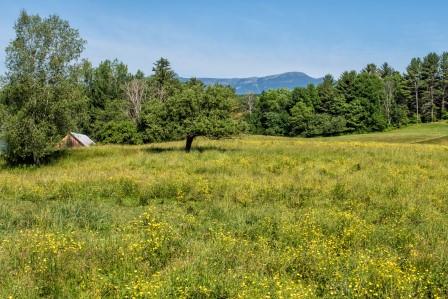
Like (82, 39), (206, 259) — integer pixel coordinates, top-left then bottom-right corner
(421, 53), (440, 122)
(405, 58), (422, 122)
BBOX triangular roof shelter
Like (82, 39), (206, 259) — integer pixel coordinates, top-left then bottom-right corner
(59, 132), (95, 148)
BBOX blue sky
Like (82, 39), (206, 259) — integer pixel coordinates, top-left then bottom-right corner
(0, 0), (447, 78)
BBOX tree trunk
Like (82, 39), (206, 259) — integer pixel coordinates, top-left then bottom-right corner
(431, 86), (434, 122)
(442, 88), (446, 119)
(442, 97), (445, 118)
(415, 83), (419, 123)
(185, 135), (195, 152)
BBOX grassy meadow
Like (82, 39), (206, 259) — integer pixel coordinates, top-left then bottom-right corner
(1, 123), (448, 298)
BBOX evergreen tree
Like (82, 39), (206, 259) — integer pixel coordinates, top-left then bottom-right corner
(421, 53), (440, 122)
(150, 57), (179, 102)
(440, 52), (448, 119)
(379, 62), (396, 78)
(336, 71), (357, 102)
(317, 74), (346, 115)
(405, 58), (423, 122)
(362, 63), (379, 76)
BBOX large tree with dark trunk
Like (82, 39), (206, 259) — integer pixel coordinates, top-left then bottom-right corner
(166, 80), (238, 152)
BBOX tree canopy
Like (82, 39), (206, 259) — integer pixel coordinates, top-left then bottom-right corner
(140, 80), (238, 151)
(1, 11), (86, 164)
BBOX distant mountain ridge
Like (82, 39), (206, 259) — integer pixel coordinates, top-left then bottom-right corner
(181, 72), (323, 94)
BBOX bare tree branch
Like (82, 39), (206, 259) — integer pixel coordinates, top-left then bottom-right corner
(245, 93), (256, 115)
(125, 79), (146, 122)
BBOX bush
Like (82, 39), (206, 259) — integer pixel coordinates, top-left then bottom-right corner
(95, 120), (142, 145)
(304, 114), (348, 137)
(3, 113), (61, 165)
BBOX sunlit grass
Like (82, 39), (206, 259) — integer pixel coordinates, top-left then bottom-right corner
(1, 123), (448, 298)
(321, 121), (448, 144)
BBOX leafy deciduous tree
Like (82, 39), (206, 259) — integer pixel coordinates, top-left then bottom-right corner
(170, 83), (238, 151)
(2, 11), (86, 164)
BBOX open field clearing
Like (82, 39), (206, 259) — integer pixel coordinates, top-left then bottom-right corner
(323, 121), (448, 144)
(1, 123), (448, 298)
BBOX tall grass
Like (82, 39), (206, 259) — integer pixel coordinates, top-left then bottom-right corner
(1, 127), (448, 297)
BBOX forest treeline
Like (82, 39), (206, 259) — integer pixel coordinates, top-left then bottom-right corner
(0, 11), (447, 164)
(247, 57), (448, 137)
(33, 52), (448, 142)
(74, 54), (448, 140)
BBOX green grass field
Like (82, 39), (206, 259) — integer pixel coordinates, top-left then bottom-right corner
(1, 122), (448, 298)
(323, 121), (448, 144)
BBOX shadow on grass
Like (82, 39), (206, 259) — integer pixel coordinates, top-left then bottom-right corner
(0, 149), (68, 171)
(414, 136), (448, 145)
(0, 144), (237, 170)
(144, 145), (237, 154)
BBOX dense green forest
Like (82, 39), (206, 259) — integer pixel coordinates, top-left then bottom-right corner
(247, 58), (448, 137)
(0, 11), (448, 164)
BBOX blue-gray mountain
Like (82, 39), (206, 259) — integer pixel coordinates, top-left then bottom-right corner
(182, 72), (323, 95)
